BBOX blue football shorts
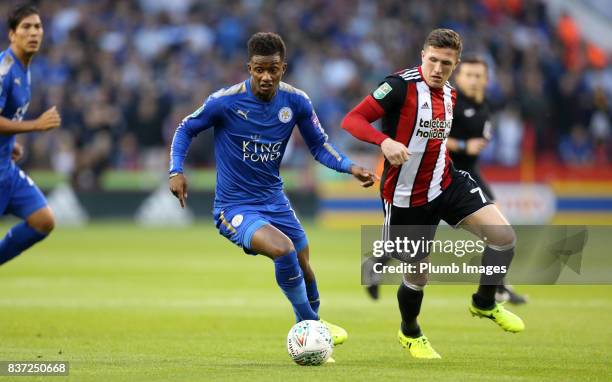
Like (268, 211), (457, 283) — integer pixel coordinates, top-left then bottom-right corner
(213, 202), (308, 255)
(0, 164), (48, 219)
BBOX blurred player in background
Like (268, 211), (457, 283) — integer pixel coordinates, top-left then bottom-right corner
(447, 56), (527, 305)
(0, 4), (61, 266)
(169, 32), (377, 356)
(343, 28), (524, 359)
(363, 56), (528, 305)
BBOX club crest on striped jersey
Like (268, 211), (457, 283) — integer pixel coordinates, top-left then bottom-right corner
(373, 82), (392, 99)
(278, 107), (293, 123)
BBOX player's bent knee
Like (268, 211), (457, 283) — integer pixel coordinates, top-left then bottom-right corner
(32, 217), (55, 234)
(27, 208), (55, 234)
(486, 226), (516, 250)
(267, 240), (296, 259)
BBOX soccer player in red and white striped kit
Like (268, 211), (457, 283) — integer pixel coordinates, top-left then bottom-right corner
(342, 29), (524, 359)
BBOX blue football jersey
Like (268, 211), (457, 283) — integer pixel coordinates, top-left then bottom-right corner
(170, 79), (353, 207)
(0, 48), (31, 181)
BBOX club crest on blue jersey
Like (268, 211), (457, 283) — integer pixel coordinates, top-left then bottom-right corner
(278, 107), (293, 123)
(231, 214), (243, 227)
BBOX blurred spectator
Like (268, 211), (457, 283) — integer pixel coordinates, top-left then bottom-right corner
(495, 105), (524, 166)
(559, 125), (594, 166)
(589, 87), (611, 164)
(556, 12), (581, 70)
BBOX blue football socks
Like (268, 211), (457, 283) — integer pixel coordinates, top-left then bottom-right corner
(274, 251), (319, 322)
(0, 222), (47, 266)
(305, 279), (320, 314)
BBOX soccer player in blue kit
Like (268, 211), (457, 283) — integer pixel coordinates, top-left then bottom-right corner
(169, 32), (377, 349)
(0, 4), (61, 266)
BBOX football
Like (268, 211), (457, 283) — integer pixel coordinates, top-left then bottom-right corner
(286, 320), (333, 366)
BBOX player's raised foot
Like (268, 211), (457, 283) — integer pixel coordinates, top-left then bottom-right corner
(469, 302), (525, 333)
(397, 330), (441, 359)
(496, 284), (528, 305)
(320, 319), (348, 346)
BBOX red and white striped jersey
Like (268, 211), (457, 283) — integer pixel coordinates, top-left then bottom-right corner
(373, 67), (457, 207)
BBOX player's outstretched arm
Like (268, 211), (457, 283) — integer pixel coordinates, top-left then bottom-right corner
(0, 106), (61, 134)
(168, 94), (220, 206)
(168, 123), (190, 208)
(168, 121), (197, 208)
(295, 104), (377, 187)
(295, 92), (380, 187)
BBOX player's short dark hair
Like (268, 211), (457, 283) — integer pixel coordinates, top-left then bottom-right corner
(7, 3), (39, 31)
(424, 28), (463, 57)
(247, 32), (286, 61)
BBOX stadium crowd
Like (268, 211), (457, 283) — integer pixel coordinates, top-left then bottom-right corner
(1, 0), (610, 189)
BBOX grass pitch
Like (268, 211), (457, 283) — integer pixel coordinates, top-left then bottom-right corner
(0, 222), (610, 381)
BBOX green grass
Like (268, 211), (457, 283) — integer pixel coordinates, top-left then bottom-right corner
(0, 222), (610, 381)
